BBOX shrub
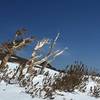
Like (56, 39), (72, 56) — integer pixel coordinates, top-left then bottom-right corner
(52, 62), (88, 92)
(91, 86), (100, 98)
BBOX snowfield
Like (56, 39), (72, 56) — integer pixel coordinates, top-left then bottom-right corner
(0, 62), (100, 100)
(0, 81), (100, 100)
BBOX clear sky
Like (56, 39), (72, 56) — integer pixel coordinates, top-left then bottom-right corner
(0, 0), (100, 69)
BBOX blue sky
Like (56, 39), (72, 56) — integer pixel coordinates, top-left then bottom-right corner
(0, 0), (100, 69)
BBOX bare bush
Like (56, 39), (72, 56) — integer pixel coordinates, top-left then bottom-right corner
(52, 62), (88, 92)
(0, 29), (35, 69)
(91, 85), (100, 98)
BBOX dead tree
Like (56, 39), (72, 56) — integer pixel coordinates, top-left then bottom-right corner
(0, 29), (35, 69)
(27, 33), (67, 74)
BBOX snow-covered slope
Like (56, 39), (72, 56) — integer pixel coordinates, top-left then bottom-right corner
(0, 81), (99, 100)
(0, 62), (100, 100)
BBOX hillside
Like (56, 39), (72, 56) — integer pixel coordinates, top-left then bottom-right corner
(0, 81), (99, 100)
(0, 62), (100, 100)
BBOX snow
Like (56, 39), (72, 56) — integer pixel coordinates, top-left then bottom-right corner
(54, 91), (99, 100)
(0, 62), (100, 100)
(0, 81), (33, 100)
(0, 81), (100, 100)
(6, 62), (19, 69)
(86, 76), (97, 93)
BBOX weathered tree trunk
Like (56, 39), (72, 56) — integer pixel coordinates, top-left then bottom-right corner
(18, 63), (26, 81)
(0, 54), (11, 69)
(39, 62), (47, 74)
